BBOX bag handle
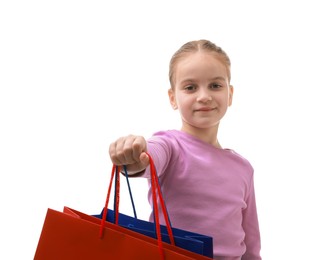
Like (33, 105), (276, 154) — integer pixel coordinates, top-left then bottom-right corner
(99, 153), (175, 258)
(110, 165), (138, 223)
(123, 165), (137, 219)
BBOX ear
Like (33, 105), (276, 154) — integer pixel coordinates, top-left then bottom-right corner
(168, 88), (178, 110)
(228, 85), (234, 106)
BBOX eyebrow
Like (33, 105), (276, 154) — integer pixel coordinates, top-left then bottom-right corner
(210, 76), (227, 81)
(180, 76), (227, 84)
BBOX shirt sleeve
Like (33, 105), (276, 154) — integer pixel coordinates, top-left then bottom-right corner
(241, 173), (262, 260)
(142, 134), (173, 179)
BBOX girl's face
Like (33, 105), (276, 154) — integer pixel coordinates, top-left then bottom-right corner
(168, 52), (233, 133)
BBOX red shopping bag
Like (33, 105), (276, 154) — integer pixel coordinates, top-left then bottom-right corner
(34, 153), (212, 259)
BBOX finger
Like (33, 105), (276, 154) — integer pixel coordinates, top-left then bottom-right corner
(109, 141), (123, 165)
(110, 136), (130, 165)
(122, 135), (141, 164)
(132, 136), (147, 163)
(109, 141), (118, 163)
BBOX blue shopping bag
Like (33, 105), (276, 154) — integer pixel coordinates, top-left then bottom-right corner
(93, 208), (213, 258)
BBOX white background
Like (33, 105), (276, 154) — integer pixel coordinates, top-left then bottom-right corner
(1, 1), (335, 259)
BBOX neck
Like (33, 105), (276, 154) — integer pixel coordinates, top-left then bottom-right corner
(180, 125), (221, 148)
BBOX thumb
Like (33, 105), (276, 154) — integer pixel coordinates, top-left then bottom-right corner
(139, 152), (150, 168)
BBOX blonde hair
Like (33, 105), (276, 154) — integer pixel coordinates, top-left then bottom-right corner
(169, 39), (231, 88)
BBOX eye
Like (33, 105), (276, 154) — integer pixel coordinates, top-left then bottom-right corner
(184, 85), (196, 91)
(210, 83), (222, 89)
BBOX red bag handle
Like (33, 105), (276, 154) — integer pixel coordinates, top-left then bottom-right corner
(99, 153), (175, 259)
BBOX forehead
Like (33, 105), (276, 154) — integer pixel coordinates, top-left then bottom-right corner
(175, 52), (229, 80)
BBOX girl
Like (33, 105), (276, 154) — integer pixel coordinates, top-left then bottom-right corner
(109, 39), (262, 260)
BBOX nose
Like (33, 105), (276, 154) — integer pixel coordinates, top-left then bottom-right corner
(196, 89), (212, 102)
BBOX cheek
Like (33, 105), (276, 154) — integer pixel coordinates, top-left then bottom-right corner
(176, 95), (193, 108)
(218, 92), (231, 105)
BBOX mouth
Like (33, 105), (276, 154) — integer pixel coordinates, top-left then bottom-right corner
(195, 107), (215, 112)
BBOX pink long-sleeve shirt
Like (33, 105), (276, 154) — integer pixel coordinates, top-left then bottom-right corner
(142, 130), (261, 260)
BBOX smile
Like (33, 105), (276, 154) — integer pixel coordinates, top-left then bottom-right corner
(195, 107), (215, 112)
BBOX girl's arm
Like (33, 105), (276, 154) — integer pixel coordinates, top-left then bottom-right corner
(241, 175), (262, 260)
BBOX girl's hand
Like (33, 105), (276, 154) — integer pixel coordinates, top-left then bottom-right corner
(109, 135), (149, 174)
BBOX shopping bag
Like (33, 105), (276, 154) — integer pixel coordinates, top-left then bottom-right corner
(92, 162), (213, 258)
(34, 153), (213, 259)
(93, 209), (213, 257)
(34, 207), (211, 259)
(97, 152), (213, 258)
